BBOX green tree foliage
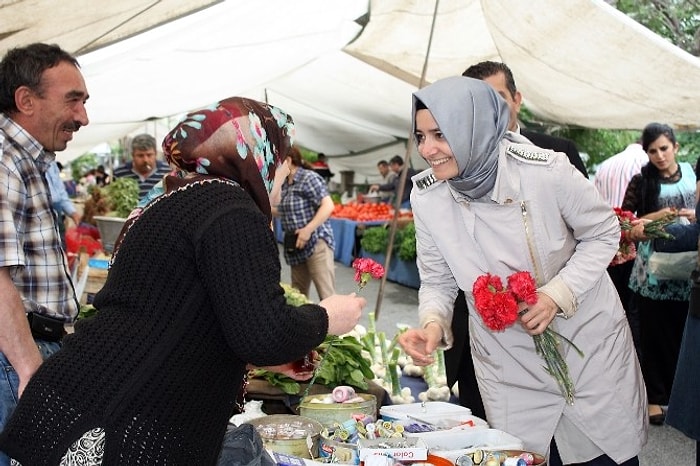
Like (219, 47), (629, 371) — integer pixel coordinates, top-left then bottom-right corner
(555, 128), (639, 171)
(524, 1), (700, 173)
(614, 0), (700, 56)
(70, 153), (98, 182)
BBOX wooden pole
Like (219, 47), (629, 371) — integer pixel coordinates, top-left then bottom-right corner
(374, 0), (440, 319)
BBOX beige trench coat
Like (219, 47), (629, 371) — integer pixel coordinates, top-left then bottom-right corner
(410, 141), (647, 463)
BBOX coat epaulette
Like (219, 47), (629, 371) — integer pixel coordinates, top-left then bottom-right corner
(506, 143), (553, 165)
(412, 169), (440, 192)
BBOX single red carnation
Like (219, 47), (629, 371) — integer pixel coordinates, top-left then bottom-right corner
(507, 271), (538, 305)
(352, 257), (385, 290)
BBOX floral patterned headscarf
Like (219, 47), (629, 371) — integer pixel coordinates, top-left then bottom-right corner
(162, 97), (295, 220)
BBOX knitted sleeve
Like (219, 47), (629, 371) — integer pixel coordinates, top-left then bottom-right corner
(195, 202), (328, 366)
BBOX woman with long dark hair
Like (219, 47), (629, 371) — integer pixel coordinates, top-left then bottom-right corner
(622, 122), (696, 426)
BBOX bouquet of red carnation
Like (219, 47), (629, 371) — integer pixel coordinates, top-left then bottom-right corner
(611, 207), (677, 266)
(473, 271), (583, 404)
(471, 274), (519, 331)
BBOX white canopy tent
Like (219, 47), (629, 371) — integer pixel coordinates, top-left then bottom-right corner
(2, 0), (700, 181)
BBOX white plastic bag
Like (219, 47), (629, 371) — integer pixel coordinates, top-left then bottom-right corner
(648, 251), (697, 280)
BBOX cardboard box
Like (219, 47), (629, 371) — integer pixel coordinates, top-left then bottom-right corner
(358, 437), (427, 462)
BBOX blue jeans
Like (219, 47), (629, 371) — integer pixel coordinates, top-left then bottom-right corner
(0, 339), (61, 466)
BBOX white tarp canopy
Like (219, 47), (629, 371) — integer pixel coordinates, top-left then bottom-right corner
(3, 0), (700, 180)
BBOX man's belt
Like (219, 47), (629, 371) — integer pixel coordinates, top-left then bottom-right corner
(27, 313), (67, 342)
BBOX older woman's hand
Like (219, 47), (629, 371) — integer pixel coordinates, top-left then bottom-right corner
(320, 293), (367, 336)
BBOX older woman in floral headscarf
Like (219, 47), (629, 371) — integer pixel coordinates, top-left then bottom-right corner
(0, 97), (366, 466)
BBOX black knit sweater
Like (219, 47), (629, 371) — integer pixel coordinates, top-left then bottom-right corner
(0, 180), (328, 465)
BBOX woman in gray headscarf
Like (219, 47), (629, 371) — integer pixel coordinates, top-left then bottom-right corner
(399, 77), (646, 466)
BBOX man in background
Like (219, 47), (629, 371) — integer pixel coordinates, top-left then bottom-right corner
(464, 61), (588, 178)
(447, 61), (589, 421)
(113, 133), (171, 201)
(377, 159), (397, 183)
(375, 159), (397, 201)
(0, 43), (89, 466)
(369, 155), (416, 209)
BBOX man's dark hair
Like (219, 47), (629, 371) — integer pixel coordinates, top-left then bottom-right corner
(462, 61), (517, 99)
(389, 155), (404, 166)
(0, 43), (80, 114)
(377, 160), (388, 166)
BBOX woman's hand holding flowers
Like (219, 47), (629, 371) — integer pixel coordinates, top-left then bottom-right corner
(518, 292), (558, 336)
(473, 271), (583, 404)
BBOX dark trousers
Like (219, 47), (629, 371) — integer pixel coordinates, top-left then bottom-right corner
(444, 290), (486, 420)
(549, 440), (639, 466)
(637, 294), (688, 405)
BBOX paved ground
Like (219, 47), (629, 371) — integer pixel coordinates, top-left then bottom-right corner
(278, 247), (697, 465)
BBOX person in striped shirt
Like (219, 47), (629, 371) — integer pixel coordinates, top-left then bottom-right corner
(594, 140), (648, 208)
(113, 133), (172, 201)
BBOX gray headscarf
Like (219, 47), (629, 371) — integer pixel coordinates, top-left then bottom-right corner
(412, 76), (510, 199)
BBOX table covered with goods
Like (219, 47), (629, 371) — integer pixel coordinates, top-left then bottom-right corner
(241, 296), (547, 466)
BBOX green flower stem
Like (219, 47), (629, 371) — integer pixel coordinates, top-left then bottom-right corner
(423, 360), (437, 388)
(378, 331), (389, 365)
(533, 327), (582, 405)
(301, 341), (334, 399)
(388, 348), (401, 396)
(367, 312), (377, 334)
(436, 348), (446, 380)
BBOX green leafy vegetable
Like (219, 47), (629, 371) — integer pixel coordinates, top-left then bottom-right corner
(249, 369), (301, 395)
(249, 285), (374, 394)
(105, 178), (140, 218)
(360, 226), (388, 254)
(280, 283), (311, 307)
(78, 304), (98, 320)
(395, 222), (416, 261)
(312, 335), (374, 390)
